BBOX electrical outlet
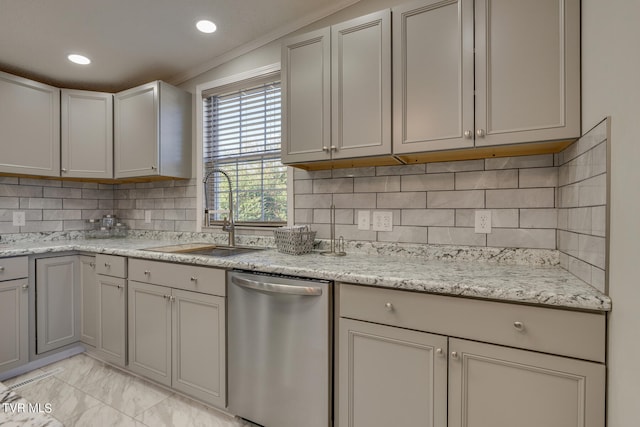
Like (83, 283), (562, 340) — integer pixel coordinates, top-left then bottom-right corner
(372, 211), (393, 232)
(13, 211), (26, 226)
(144, 210), (152, 223)
(357, 210), (370, 230)
(475, 210), (492, 233)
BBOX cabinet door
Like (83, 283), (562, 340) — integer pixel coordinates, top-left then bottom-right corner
(448, 338), (605, 427)
(172, 289), (226, 408)
(128, 280), (171, 386)
(474, 0), (580, 146)
(36, 256), (80, 354)
(61, 89), (113, 179)
(114, 82), (159, 178)
(97, 275), (126, 367)
(281, 27), (331, 163)
(79, 256), (97, 347)
(339, 318), (448, 427)
(392, 0), (474, 154)
(331, 10), (391, 160)
(0, 279), (28, 373)
(0, 71), (60, 176)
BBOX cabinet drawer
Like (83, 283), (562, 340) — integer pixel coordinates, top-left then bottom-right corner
(129, 258), (225, 296)
(339, 283), (606, 363)
(0, 256), (28, 281)
(96, 254), (127, 278)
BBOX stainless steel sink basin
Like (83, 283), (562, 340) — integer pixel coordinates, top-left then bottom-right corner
(144, 242), (264, 257)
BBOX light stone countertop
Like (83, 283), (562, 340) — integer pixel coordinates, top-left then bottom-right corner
(0, 237), (611, 312)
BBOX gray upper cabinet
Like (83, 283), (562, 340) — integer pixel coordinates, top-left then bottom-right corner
(0, 71), (60, 177)
(392, 0), (474, 154)
(282, 10), (391, 164)
(394, 0), (580, 154)
(281, 27), (331, 164)
(61, 89), (114, 179)
(114, 81), (192, 179)
(474, 0), (580, 147)
(331, 10), (391, 160)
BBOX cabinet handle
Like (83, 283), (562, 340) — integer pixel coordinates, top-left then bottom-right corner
(190, 277), (197, 282)
(104, 262), (111, 268)
(464, 130), (473, 139)
(144, 270), (151, 275)
(22, 284), (29, 290)
(322, 146), (329, 152)
(0, 266), (4, 272)
(330, 145), (337, 151)
(117, 285), (123, 290)
(89, 262), (95, 268)
(476, 129), (486, 137)
(61, 168), (67, 172)
(163, 294), (170, 300)
(513, 321), (525, 332)
(436, 348), (443, 356)
(451, 351), (459, 359)
(170, 296), (176, 302)
(151, 165), (157, 170)
(384, 302), (393, 311)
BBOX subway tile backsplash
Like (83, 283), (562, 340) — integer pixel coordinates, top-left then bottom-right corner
(0, 120), (609, 293)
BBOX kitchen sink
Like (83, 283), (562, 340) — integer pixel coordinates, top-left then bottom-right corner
(143, 242), (265, 257)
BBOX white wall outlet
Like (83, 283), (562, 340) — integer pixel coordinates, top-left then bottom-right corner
(372, 211), (393, 232)
(144, 210), (152, 223)
(475, 210), (492, 233)
(357, 210), (370, 230)
(13, 211), (26, 226)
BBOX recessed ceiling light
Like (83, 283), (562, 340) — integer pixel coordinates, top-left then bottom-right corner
(68, 54), (91, 65)
(196, 20), (217, 34)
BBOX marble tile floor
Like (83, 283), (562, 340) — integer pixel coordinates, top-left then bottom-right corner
(3, 353), (255, 427)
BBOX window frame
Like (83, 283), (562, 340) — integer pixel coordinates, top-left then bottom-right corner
(196, 63), (292, 232)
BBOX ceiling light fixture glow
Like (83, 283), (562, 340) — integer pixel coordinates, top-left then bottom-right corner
(196, 20), (217, 33)
(68, 54), (91, 65)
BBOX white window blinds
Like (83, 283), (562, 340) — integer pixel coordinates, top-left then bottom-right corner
(203, 75), (286, 224)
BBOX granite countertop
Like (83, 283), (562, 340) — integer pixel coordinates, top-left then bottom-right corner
(0, 238), (611, 312)
(1, 381), (63, 427)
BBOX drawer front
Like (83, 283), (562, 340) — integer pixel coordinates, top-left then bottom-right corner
(0, 256), (28, 281)
(129, 258), (226, 296)
(339, 283), (606, 363)
(96, 254), (127, 278)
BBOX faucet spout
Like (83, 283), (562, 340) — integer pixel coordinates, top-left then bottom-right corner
(203, 168), (236, 247)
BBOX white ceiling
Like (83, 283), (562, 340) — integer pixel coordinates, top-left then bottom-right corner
(0, 0), (356, 92)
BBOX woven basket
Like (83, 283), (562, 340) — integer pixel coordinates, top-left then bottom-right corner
(274, 227), (317, 255)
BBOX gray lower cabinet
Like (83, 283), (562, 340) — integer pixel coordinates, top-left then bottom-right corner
(338, 283), (606, 427)
(79, 256), (98, 347)
(448, 338), (605, 427)
(339, 318), (448, 427)
(127, 261), (226, 408)
(94, 254), (127, 367)
(0, 257), (29, 373)
(36, 256), (80, 354)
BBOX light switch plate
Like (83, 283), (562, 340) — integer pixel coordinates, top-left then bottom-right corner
(372, 211), (393, 232)
(357, 210), (370, 230)
(13, 211), (26, 226)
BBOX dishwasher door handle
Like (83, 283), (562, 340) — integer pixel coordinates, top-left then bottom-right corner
(231, 275), (323, 296)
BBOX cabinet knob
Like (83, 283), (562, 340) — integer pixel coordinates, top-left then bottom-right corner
(117, 285), (123, 290)
(61, 168), (67, 173)
(322, 146), (329, 152)
(170, 296), (176, 302)
(330, 145), (337, 151)
(144, 270), (151, 275)
(104, 262), (111, 268)
(464, 130), (473, 139)
(190, 277), (198, 282)
(436, 348), (443, 356)
(451, 351), (459, 359)
(476, 129), (486, 137)
(22, 284), (29, 290)
(0, 266), (4, 272)
(89, 262), (95, 268)
(513, 321), (525, 332)
(151, 165), (157, 170)
(384, 302), (393, 311)
(163, 294), (170, 300)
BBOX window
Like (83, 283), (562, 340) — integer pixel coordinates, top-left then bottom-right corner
(202, 72), (286, 225)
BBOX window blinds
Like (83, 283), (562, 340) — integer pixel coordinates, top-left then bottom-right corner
(203, 77), (286, 224)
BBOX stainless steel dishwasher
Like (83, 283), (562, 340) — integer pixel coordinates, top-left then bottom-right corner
(227, 270), (332, 427)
